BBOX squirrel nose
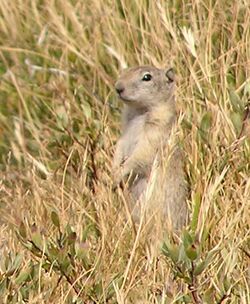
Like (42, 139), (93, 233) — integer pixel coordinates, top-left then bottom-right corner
(115, 82), (125, 95)
(116, 87), (124, 94)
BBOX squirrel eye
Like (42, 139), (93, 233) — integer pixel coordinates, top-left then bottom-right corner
(142, 73), (152, 81)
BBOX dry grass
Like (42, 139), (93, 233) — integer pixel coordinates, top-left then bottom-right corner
(0, 0), (249, 303)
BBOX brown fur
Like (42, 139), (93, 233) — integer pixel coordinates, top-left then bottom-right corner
(113, 66), (188, 230)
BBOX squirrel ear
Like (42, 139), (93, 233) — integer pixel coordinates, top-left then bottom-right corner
(165, 68), (175, 83)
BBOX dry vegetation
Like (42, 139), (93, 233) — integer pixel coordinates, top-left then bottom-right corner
(0, 0), (249, 303)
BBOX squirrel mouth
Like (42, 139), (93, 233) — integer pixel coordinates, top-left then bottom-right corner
(119, 95), (130, 102)
(117, 93), (133, 102)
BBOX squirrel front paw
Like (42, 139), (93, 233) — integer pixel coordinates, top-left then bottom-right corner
(112, 163), (131, 191)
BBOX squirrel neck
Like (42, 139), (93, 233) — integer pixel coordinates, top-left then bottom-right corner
(122, 97), (176, 130)
(146, 100), (176, 127)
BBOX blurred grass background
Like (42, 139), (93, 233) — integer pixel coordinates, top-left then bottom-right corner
(0, 0), (249, 303)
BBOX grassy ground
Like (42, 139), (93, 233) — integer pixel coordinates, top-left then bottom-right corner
(0, 0), (249, 303)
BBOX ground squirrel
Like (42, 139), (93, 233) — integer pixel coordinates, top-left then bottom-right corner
(113, 65), (188, 230)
